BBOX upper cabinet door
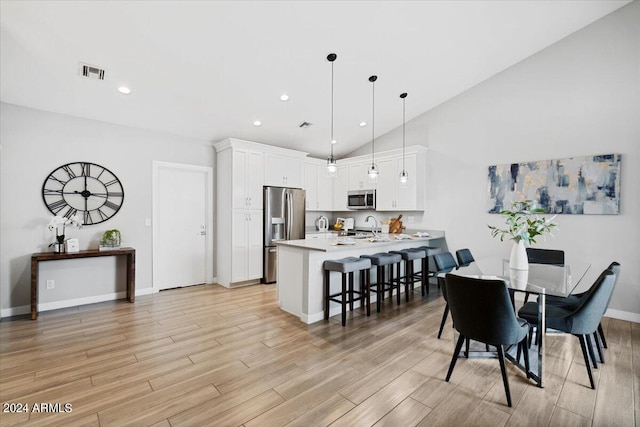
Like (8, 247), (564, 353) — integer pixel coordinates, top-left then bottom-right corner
(232, 149), (248, 209)
(332, 165), (349, 211)
(396, 154), (418, 210)
(232, 149), (263, 209)
(303, 162), (318, 210)
(247, 151), (264, 208)
(316, 166), (333, 210)
(265, 154), (303, 188)
(375, 157), (396, 211)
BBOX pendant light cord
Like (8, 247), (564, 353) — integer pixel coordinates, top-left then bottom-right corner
(370, 76), (377, 166)
(402, 95), (406, 171)
(330, 60), (334, 158)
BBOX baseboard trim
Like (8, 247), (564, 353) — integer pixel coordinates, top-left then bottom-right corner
(1, 287), (156, 319)
(605, 308), (640, 324)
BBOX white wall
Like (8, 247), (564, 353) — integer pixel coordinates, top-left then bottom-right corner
(349, 2), (640, 320)
(0, 103), (215, 316)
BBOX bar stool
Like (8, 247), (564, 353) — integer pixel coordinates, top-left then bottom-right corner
(324, 257), (372, 326)
(413, 246), (440, 295)
(360, 252), (403, 312)
(389, 248), (426, 301)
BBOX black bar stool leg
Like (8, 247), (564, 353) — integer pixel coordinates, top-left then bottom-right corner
(324, 270), (330, 320)
(341, 273), (347, 326)
(348, 272), (354, 312)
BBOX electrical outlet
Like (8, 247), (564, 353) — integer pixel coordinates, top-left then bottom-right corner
(145, 218), (151, 227)
(46, 280), (55, 290)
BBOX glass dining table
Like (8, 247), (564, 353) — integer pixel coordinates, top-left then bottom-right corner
(447, 256), (591, 388)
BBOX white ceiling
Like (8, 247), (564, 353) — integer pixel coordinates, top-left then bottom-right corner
(0, 1), (630, 158)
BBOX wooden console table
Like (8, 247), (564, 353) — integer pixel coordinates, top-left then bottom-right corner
(30, 247), (136, 320)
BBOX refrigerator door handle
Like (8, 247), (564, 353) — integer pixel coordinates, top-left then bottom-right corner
(285, 191), (293, 240)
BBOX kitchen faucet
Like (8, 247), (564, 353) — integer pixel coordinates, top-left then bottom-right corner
(365, 215), (378, 237)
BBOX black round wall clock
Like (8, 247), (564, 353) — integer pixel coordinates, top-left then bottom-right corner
(42, 162), (125, 225)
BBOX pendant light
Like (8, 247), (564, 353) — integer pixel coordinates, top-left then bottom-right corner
(326, 53), (338, 176)
(399, 92), (409, 186)
(367, 75), (378, 183)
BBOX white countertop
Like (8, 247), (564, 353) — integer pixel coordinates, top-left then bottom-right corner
(276, 230), (445, 252)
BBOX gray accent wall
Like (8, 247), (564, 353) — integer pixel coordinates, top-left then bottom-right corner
(349, 1), (639, 318)
(0, 103), (216, 315)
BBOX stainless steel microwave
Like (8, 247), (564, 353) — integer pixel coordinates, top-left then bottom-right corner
(347, 190), (376, 210)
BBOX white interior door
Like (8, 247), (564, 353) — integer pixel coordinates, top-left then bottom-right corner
(154, 162), (212, 290)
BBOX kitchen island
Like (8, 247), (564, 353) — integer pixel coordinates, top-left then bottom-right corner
(275, 230), (446, 324)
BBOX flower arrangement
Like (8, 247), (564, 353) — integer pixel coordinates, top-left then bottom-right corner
(488, 200), (557, 245)
(48, 215), (82, 244)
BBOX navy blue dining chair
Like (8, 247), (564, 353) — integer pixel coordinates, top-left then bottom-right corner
(444, 274), (530, 407)
(517, 268), (617, 389)
(455, 248), (475, 267)
(433, 252), (458, 339)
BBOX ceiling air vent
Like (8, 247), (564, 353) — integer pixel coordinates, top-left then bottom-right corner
(79, 63), (105, 80)
(299, 121), (313, 128)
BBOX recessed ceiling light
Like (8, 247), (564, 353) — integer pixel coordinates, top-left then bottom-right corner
(118, 86), (131, 95)
(331, 139), (338, 144)
(280, 94), (289, 101)
(359, 121), (367, 127)
(253, 120), (262, 127)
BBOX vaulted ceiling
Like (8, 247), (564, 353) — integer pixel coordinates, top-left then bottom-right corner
(0, 1), (630, 158)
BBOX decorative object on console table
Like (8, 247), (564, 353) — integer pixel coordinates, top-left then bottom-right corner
(47, 214), (82, 253)
(100, 229), (122, 251)
(66, 238), (80, 253)
(488, 200), (557, 271)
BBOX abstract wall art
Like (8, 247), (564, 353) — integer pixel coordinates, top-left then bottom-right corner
(488, 154), (621, 214)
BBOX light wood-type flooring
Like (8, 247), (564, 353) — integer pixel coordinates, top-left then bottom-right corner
(1, 283), (638, 426)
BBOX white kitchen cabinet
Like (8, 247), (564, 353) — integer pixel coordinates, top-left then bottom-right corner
(265, 153), (303, 188)
(332, 165), (349, 211)
(215, 138), (309, 287)
(303, 162), (317, 210)
(231, 210), (263, 282)
(375, 157), (396, 210)
(375, 152), (424, 211)
(232, 148), (264, 209)
(304, 161), (333, 211)
(348, 161), (376, 191)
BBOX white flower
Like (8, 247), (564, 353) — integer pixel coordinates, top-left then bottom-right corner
(47, 215), (83, 235)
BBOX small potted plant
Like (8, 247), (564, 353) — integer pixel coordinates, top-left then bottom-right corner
(488, 200), (557, 270)
(100, 229), (122, 251)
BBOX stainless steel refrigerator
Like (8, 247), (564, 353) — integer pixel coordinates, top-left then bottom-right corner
(263, 186), (306, 283)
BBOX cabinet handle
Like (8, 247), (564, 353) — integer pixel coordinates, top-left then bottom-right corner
(248, 197), (251, 206)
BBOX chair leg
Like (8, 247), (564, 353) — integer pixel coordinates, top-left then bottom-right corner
(496, 345), (512, 407)
(521, 339), (531, 379)
(365, 269), (371, 316)
(464, 338), (470, 358)
(523, 291), (530, 304)
(437, 303), (449, 339)
(577, 334), (596, 389)
(585, 334), (598, 369)
(324, 270), (330, 320)
(341, 273), (347, 327)
(405, 261), (412, 302)
(594, 331), (605, 364)
(598, 322), (608, 349)
(348, 272), (354, 312)
(396, 263), (401, 305)
(376, 266), (382, 313)
(446, 334), (465, 382)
